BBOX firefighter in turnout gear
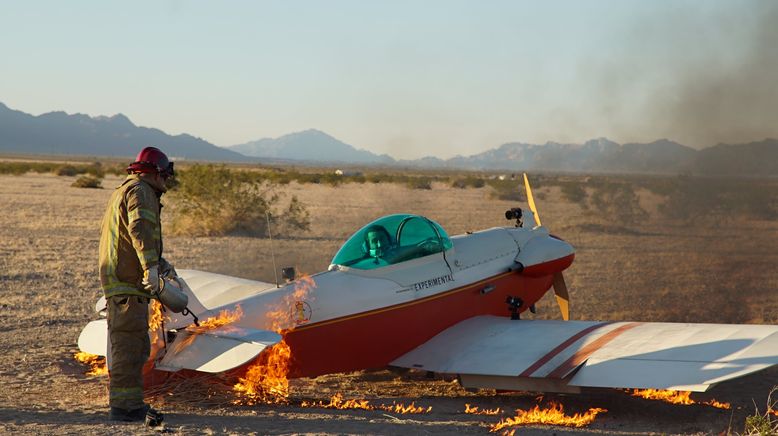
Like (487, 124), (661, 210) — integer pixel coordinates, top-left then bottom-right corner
(99, 146), (174, 423)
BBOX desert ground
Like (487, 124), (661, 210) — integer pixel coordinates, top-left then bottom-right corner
(1, 171), (777, 435)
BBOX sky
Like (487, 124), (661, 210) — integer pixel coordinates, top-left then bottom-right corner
(1, 1), (776, 159)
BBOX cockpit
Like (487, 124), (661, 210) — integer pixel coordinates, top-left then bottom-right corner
(330, 214), (453, 270)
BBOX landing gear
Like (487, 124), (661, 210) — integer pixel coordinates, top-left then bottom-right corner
(506, 296), (524, 320)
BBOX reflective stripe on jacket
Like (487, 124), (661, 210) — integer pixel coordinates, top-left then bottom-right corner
(99, 175), (163, 298)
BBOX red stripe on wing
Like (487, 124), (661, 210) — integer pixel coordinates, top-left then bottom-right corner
(547, 322), (643, 379)
(519, 322), (613, 377)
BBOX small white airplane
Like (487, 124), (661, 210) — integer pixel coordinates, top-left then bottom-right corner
(79, 175), (778, 394)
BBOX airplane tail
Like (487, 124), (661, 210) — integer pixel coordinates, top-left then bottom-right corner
(76, 318), (281, 374)
(77, 271), (281, 374)
(155, 326), (281, 373)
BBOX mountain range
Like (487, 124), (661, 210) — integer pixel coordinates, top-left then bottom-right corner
(1, 102), (776, 176)
(232, 129), (778, 176)
(0, 102), (247, 162)
(229, 130), (395, 165)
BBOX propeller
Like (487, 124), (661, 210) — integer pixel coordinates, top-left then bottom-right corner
(523, 173), (541, 227)
(523, 173), (570, 321)
(552, 272), (570, 321)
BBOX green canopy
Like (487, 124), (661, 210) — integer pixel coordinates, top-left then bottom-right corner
(331, 214), (453, 270)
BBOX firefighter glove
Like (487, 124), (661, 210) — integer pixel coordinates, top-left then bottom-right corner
(159, 257), (177, 280)
(142, 265), (161, 295)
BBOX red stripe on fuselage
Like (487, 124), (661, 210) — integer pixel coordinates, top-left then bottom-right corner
(217, 255), (577, 380)
(279, 270), (554, 378)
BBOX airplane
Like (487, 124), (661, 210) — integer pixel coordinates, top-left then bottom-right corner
(78, 174), (778, 395)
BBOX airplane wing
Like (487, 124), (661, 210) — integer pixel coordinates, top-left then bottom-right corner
(390, 316), (778, 392)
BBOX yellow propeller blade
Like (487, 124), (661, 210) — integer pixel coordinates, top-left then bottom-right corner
(552, 272), (570, 321)
(523, 173), (541, 227)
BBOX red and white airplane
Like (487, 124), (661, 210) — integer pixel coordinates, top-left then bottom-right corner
(79, 175), (778, 393)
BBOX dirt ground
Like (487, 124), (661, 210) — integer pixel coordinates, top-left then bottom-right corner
(1, 172), (777, 435)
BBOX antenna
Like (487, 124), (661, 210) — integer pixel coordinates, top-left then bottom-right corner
(266, 211), (280, 288)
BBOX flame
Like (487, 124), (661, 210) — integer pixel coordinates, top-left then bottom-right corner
(147, 299), (167, 357)
(702, 399), (732, 410)
(193, 305), (244, 330)
(630, 389), (730, 409)
(74, 351), (108, 376)
(769, 408), (778, 416)
(490, 402), (606, 431)
(148, 299), (165, 332)
(378, 402), (432, 414)
(300, 393), (432, 414)
(172, 305), (244, 353)
(266, 274), (317, 331)
(233, 339), (292, 404)
(630, 389), (694, 405)
(465, 403), (503, 415)
(232, 274), (317, 404)
(301, 393), (374, 410)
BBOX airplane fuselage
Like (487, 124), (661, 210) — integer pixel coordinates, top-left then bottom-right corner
(196, 225), (575, 379)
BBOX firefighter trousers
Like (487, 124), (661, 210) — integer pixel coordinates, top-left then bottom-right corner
(107, 295), (150, 410)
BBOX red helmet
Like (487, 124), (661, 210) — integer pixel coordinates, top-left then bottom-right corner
(126, 146), (174, 178)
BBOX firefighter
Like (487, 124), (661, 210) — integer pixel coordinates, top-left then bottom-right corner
(98, 146), (175, 423)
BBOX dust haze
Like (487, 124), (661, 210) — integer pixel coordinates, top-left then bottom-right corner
(583, 1), (778, 148)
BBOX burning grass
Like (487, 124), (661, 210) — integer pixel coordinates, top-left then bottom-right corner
(232, 274), (317, 404)
(464, 403), (503, 415)
(630, 389), (731, 409)
(489, 402), (606, 431)
(379, 402), (432, 414)
(301, 393), (373, 411)
(233, 340), (292, 404)
(73, 352), (107, 376)
(744, 387), (778, 435)
(300, 393), (432, 414)
(73, 300), (167, 377)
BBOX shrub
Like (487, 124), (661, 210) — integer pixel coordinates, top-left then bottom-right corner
(742, 387), (778, 435)
(0, 162), (32, 175)
(452, 176), (486, 189)
(279, 196), (311, 235)
(368, 173), (394, 184)
(589, 181), (647, 226)
(56, 162), (106, 177)
(71, 175), (103, 189)
(56, 165), (79, 177)
(320, 173), (342, 186)
(407, 177), (432, 190)
(84, 162), (105, 178)
(0, 161), (112, 176)
(168, 164), (310, 237)
(487, 179), (524, 202)
(659, 177), (778, 224)
(560, 182), (587, 204)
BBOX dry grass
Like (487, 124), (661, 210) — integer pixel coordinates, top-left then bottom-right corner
(1, 170), (778, 434)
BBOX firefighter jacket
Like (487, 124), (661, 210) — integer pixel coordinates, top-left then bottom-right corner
(99, 174), (163, 298)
